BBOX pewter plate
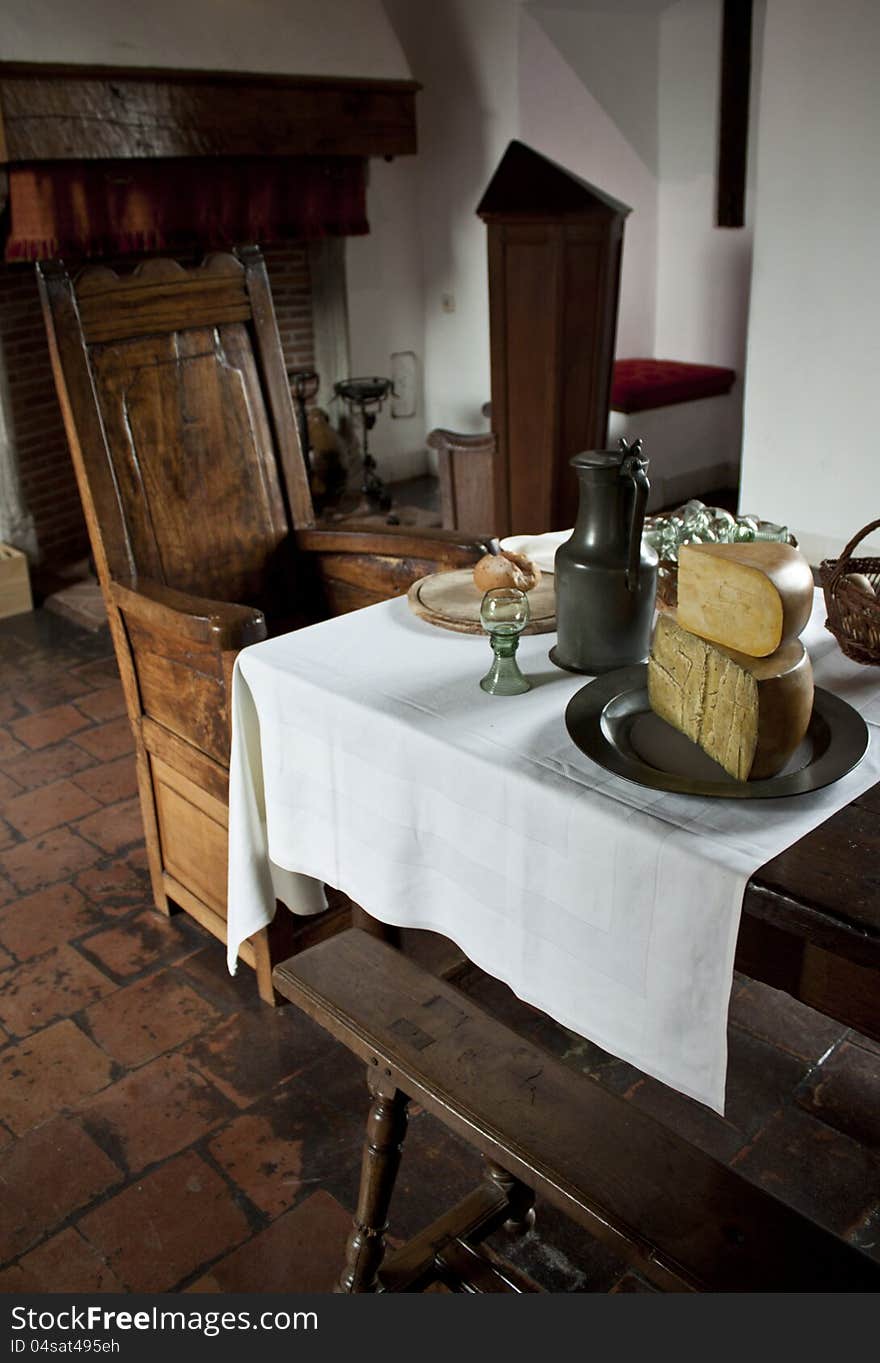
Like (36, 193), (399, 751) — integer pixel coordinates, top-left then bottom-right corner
(565, 665), (869, 799)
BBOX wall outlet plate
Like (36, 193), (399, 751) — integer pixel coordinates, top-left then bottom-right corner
(390, 351), (417, 419)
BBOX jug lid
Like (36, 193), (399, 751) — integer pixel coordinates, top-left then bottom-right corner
(569, 449), (626, 471)
(570, 438), (648, 473)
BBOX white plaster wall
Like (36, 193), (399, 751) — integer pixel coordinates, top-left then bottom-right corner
(1, 0), (411, 78)
(346, 156), (427, 480)
(382, 0), (520, 440)
(740, 0), (880, 560)
(518, 6), (658, 358)
(654, 0), (763, 372)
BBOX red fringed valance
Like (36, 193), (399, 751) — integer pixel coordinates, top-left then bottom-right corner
(4, 156), (369, 261)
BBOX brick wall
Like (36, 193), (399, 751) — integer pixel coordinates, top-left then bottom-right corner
(0, 262), (85, 572)
(0, 245), (315, 576)
(263, 244), (316, 387)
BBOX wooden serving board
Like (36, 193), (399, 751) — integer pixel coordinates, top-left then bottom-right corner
(407, 569), (556, 635)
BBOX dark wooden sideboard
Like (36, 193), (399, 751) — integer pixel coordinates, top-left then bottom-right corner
(738, 777), (880, 1041)
(477, 142), (629, 538)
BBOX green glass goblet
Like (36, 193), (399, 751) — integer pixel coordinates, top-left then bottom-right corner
(479, 587), (531, 695)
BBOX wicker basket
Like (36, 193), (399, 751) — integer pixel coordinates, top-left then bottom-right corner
(819, 519), (880, 664)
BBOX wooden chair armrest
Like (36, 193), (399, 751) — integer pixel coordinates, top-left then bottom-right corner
(426, 429), (496, 454)
(296, 526), (499, 561)
(110, 578), (267, 650)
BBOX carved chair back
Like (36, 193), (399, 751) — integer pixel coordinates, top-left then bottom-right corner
(37, 247), (315, 615)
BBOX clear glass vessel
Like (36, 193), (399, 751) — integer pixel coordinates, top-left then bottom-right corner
(479, 588), (531, 695)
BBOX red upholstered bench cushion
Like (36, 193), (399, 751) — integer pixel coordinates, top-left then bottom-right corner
(611, 358), (736, 413)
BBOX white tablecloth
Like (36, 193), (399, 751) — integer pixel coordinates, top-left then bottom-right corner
(227, 591), (880, 1113)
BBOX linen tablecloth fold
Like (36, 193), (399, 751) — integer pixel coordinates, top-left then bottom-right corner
(227, 592), (880, 1113)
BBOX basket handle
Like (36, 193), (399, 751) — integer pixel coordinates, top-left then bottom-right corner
(827, 518), (880, 588)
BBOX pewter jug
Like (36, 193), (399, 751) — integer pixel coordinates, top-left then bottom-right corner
(551, 441), (658, 674)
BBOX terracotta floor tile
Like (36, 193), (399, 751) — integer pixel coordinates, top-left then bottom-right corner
(207, 1077), (361, 1218)
(11, 704), (91, 751)
(73, 717), (134, 762)
(731, 1104), (880, 1236)
(0, 875), (16, 908)
(70, 658), (121, 691)
(75, 855), (154, 914)
(187, 1189), (351, 1293)
(125, 844), (150, 874)
(0, 739), (97, 791)
(0, 883), (101, 960)
(17, 673), (96, 714)
(0, 827), (102, 894)
(0, 692), (25, 725)
(0, 945), (12, 972)
(75, 797), (144, 854)
(0, 943), (116, 1037)
(184, 1006), (335, 1109)
(0, 1019), (115, 1135)
(74, 685), (127, 724)
(78, 1150), (251, 1292)
(624, 1026), (810, 1165)
(0, 817), (16, 851)
(4, 777), (100, 839)
(0, 1116), (122, 1261)
(84, 970), (221, 1067)
(80, 1052), (234, 1173)
(0, 823), (102, 899)
(796, 1040), (880, 1148)
(0, 770), (22, 803)
(177, 946), (266, 1016)
(0, 1227), (123, 1292)
(80, 909), (201, 978)
(72, 755), (139, 806)
(729, 976), (846, 1063)
(0, 730), (27, 766)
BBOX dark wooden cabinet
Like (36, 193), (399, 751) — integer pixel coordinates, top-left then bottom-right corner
(478, 141), (629, 536)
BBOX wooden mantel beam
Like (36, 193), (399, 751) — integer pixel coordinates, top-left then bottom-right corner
(0, 62), (419, 162)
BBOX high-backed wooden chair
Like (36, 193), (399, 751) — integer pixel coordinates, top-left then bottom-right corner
(427, 428), (496, 534)
(38, 247), (494, 1002)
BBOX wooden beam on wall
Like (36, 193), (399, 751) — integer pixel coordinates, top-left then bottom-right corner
(0, 63), (419, 162)
(716, 0), (753, 228)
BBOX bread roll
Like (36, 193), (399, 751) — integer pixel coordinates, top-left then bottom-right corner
(473, 550), (541, 593)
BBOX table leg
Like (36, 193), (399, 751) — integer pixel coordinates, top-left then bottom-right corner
(337, 1070), (410, 1293)
(483, 1157), (536, 1237)
(348, 903), (402, 949)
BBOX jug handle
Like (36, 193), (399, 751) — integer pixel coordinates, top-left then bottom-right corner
(621, 450), (650, 593)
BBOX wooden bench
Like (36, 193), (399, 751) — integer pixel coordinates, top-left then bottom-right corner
(273, 928), (879, 1294)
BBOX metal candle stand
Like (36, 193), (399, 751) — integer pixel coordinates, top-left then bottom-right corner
(287, 368), (321, 472)
(333, 377), (394, 513)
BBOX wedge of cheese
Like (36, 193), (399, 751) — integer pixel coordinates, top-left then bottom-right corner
(648, 615), (814, 781)
(677, 541), (814, 657)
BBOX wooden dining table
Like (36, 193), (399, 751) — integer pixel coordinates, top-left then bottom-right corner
(230, 589), (880, 1292)
(275, 774), (880, 1292)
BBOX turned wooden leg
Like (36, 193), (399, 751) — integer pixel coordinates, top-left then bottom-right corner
(337, 1071), (410, 1293)
(483, 1157), (536, 1237)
